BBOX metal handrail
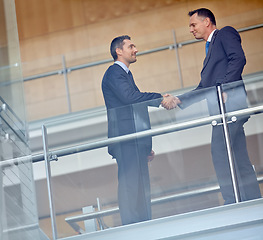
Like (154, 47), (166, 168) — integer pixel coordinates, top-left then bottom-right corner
(0, 95), (29, 155)
(23, 24), (263, 82)
(33, 113), (221, 162)
(0, 96), (25, 127)
(65, 176), (263, 224)
(65, 185), (220, 224)
(3, 223), (40, 234)
(0, 155), (32, 168)
(32, 104), (263, 163)
(217, 85), (240, 202)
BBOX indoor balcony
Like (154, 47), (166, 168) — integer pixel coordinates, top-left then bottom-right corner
(30, 79), (263, 239)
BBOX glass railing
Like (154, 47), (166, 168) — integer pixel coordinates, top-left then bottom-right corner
(0, 70), (42, 239)
(0, 67), (42, 239)
(22, 24), (263, 122)
(221, 81), (263, 203)
(0, 0), (44, 237)
(38, 80), (263, 239)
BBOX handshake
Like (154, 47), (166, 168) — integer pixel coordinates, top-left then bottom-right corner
(161, 94), (181, 110)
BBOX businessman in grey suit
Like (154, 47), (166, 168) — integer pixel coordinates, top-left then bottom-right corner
(102, 35), (178, 225)
(178, 8), (261, 204)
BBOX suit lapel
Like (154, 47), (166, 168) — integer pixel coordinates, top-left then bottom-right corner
(128, 71), (139, 91)
(202, 29), (219, 70)
(115, 64), (139, 91)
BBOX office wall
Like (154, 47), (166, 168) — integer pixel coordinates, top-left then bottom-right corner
(15, 0), (263, 121)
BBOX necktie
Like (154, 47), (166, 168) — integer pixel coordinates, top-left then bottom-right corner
(205, 41), (210, 55)
(128, 70), (134, 82)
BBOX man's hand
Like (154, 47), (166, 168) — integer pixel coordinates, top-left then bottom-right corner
(222, 92), (227, 103)
(161, 94), (181, 110)
(147, 150), (155, 162)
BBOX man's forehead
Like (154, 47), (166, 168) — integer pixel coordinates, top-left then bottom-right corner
(123, 39), (130, 44)
(190, 13), (205, 22)
(190, 15), (204, 25)
(123, 39), (135, 46)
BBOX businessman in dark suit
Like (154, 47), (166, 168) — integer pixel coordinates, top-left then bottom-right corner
(178, 8), (261, 204)
(102, 35), (177, 225)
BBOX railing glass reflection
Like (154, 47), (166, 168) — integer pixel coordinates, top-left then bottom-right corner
(40, 84), (263, 238)
(23, 25), (263, 122)
(220, 81), (263, 203)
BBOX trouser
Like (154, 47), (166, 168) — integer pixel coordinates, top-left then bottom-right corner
(115, 141), (152, 225)
(211, 120), (261, 204)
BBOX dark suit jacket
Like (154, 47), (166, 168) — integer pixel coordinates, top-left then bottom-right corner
(179, 26), (248, 117)
(102, 63), (162, 158)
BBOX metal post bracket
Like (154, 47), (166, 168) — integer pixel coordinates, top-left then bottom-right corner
(211, 116), (237, 126)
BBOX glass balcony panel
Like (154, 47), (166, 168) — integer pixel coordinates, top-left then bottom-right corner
(22, 55), (64, 79)
(45, 107), (108, 153)
(0, 66), (29, 158)
(134, 50), (181, 92)
(22, 26), (263, 122)
(241, 27), (263, 76)
(0, 1), (42, 239)
(245, 72), (263, 108)
(66, 49), (180, 114)
(42, 86), (229, 238)
(221, 80), (263, 204)
(178, 41), (206, 88)
(67, 64), (108, 113)
(24, 74), (70, 121)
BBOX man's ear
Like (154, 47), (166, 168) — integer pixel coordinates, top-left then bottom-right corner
(116, 48), (122, 56)
(204, 17), (210, 27)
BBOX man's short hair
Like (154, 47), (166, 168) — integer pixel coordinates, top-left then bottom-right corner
(188, 8), (216, 26)
(110, 35), (131, 61)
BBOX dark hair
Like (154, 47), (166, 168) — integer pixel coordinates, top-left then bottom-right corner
(188, 8), (216, 26)
(110, 35), (131, 61)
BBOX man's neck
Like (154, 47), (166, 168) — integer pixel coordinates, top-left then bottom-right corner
(115, 61), (129, 73)
(207, 28), (217, 42)
(117, 58), (130, 68)
(205, 26), (217, 41)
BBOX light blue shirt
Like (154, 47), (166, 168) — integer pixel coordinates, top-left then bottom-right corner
(115, 61), (129, 74)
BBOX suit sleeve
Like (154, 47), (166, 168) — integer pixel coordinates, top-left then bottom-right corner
(220, 26), (246, 83)
(107, 68), (162, 105)
(177, 86), (208, 109)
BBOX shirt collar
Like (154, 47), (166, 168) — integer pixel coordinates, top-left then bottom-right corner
(114, 61), (129, 74)
(207, 29), (217, 42)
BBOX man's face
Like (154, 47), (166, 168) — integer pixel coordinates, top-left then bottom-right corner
(117, 39), (138, 66)
(189, 13), (208, 40)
